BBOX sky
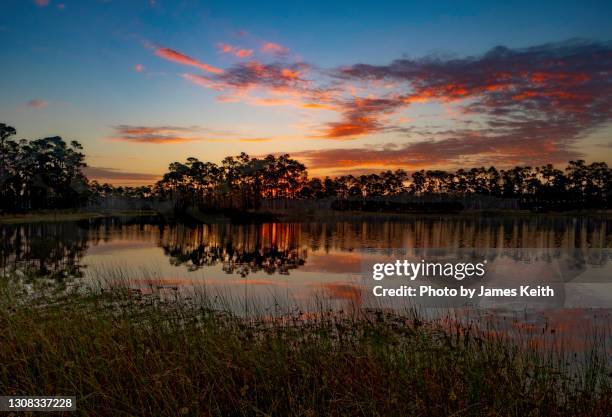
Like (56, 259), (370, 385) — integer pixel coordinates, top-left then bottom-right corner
(1, 0), (611, 185)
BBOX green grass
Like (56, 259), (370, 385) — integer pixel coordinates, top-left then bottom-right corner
(0, 280), (610, 416)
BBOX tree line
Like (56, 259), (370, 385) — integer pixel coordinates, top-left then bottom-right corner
(0, 123), (88, 211)
(150, 155), (610, 211)
(1, 123), (610, 212)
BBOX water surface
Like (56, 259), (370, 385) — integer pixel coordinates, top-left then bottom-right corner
(2, 215), (611, 351)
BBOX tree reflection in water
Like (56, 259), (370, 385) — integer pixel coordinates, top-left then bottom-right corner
(0, 222), (89, 280)
(0, 216), (610, 281)
(159, 223), (307, 276)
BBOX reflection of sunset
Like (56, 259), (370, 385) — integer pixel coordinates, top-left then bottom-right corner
(318, 282), (364, 310)
(441, 308), (612, 354)
(300, 252), (363, 273)
(3, 217), (610, 281)
(1, 215), (610, 354)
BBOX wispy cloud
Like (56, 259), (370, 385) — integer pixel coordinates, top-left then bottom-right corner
(217, 42), (253, 58)
(110, 125), (201, 144)
(109, 124), (274, 144)
(182, 73), (224, 91)
(296, 132), (579, 173)
(260, 42), (290, 56)
(237, 137), (273, 142)
(154, 47), (223, 74)
(185, 61), (311, 92)
(83, 166), (160, 183)
(27, 99), (48, 109)
(181, 60), (329, 112)
(34, 0), (49, 7)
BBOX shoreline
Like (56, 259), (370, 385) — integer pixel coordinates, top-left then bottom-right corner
(1, 208), (611, 224)
(0, 209), (159, 224)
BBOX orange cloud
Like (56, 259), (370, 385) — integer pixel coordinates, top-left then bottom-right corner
(319, 96), (404, 139)
(261, 42), (289, 56)
(249, 97), (301, 106)
(530, 71), (590, 85)
(295, 132), (579, 174)
(325, 117), (380, 138)
(301, 102), (336, 110)
(281, 68), (300, 79)
(154, 47), (223, 74)
(217, 43), (253, 58)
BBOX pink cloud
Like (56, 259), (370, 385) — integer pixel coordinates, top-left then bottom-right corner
(261, 42), (290, 56)
(134, 64), (144, 72)
(154, 47), (223, 74)
(27, 99), (48, 109)
(34, 0), (49, 7)
(182, 73), (226, 91)
(217, 43), (253, 58)
(110, 125), (200, 144)
(183, 61), (312, 96)
(108, 125), (247, 144)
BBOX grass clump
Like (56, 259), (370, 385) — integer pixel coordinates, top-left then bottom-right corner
(0, 280), (610, 416)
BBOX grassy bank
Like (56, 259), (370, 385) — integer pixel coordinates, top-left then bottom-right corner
(1, 282), (610, 416)
(0, 209), (159, 224)
(2, 207), (611, 225)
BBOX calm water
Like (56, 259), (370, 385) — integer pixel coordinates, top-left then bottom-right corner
(2, 215), (611, 350)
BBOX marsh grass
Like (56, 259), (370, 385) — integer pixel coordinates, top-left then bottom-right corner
(0, 277), (610, 417)
(0, 209), (159, 224)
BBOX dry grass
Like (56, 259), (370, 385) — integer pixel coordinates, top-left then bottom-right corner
(0, 279), (610, 416)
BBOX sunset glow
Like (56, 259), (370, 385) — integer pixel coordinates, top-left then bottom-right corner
(1, 0), (611, 185)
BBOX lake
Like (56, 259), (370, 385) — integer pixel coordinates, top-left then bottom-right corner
(2, 214), (611, 351)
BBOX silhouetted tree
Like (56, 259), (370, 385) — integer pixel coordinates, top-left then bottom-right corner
(154, 153), (307, 211)
(2, 121), (610, 213)
(0, 124), (88, 211)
